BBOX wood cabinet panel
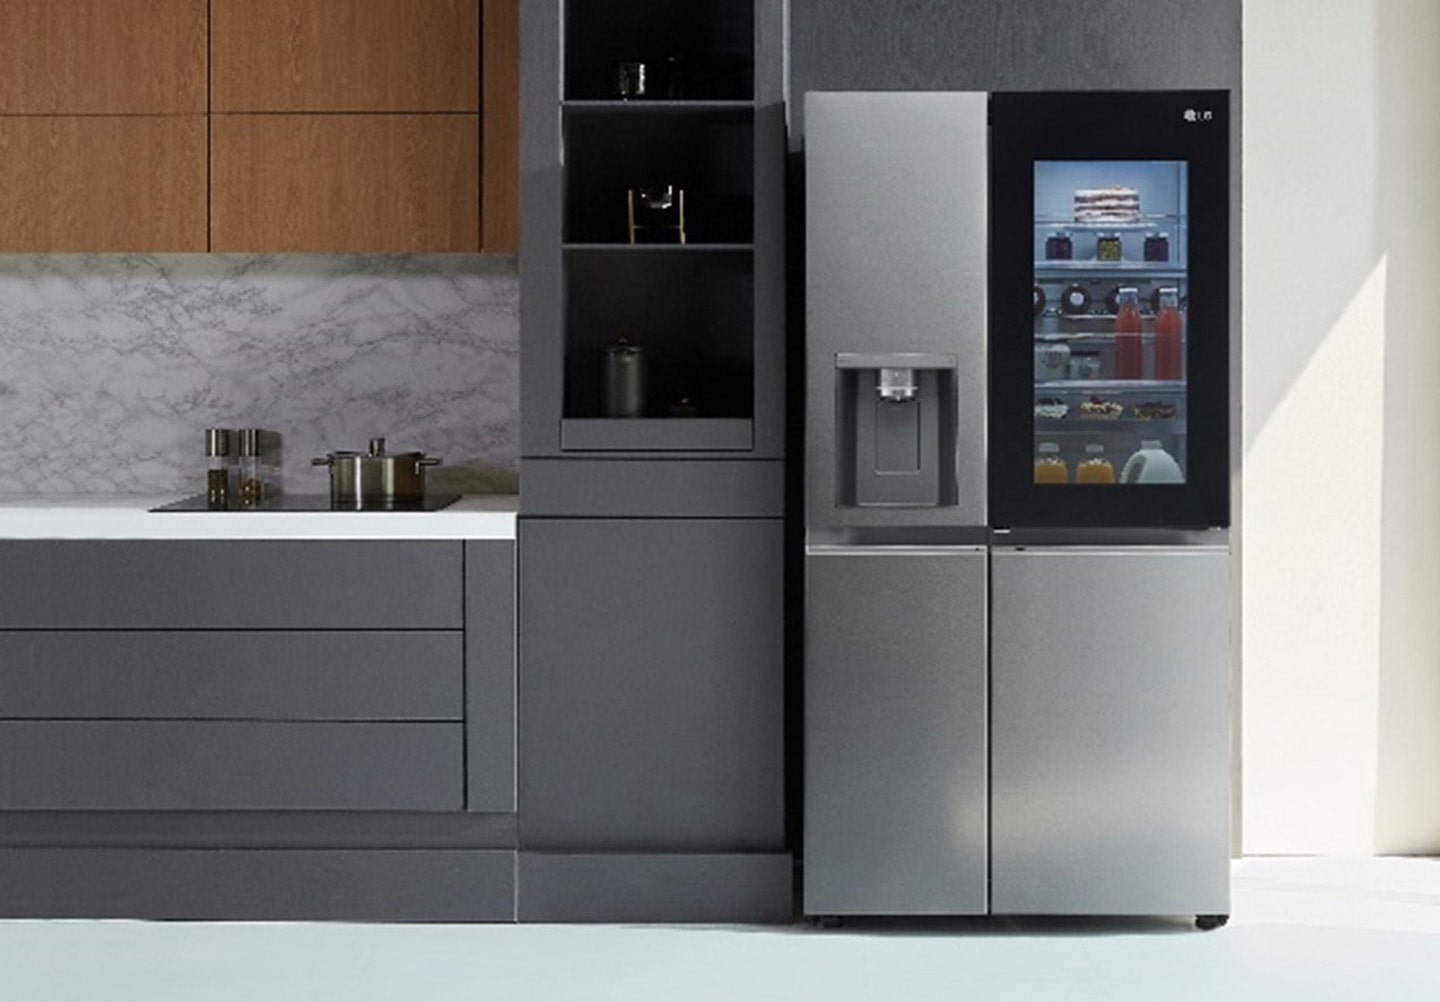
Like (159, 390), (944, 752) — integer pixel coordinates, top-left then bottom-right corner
(481, 0), (520, 252)
(212, 0), (480, 112)
(0, 0), (206, 114)
(0, 117), (206, 252)
(211, 114), (480, 252)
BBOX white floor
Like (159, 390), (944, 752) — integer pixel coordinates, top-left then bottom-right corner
(1, 857), (1437, 1001)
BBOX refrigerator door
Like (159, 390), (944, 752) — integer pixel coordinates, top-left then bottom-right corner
(804, 545), (988, 915)
(805, 91), (988, 531)
(991, 91), (1230, 528)
(990, 546), (1231, 916)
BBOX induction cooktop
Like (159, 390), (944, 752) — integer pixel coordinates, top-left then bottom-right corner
(151, 493), (463, 513)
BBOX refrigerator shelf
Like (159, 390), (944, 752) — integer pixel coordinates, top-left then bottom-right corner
(1034, 214), (1184, 230)
(1034, 379), (1186, 393)
(1034, 261), (1187, 276)
(1035, 331), (1184, 341)
(1034, 418), (1188, 434)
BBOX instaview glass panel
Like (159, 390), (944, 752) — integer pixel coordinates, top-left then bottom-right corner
(1032, 160), (1189, 487)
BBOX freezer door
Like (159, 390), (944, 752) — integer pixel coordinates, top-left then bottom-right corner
(990, 546), (1231, 916)
(804, 546), (988, 915)
(805, 91), (988, 530)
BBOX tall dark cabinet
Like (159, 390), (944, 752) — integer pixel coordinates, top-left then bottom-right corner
(517, 0), (790, 922)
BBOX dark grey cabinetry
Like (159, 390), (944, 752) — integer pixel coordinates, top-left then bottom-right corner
(520, 519), (784, 849)
(518, 518), (789, 922)
(521, 0), (785, 462)
(0, 538), (518, 921)
(518, 0), (791, 923)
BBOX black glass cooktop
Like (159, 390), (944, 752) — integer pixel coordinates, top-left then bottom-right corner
(152, 493), (462, 513)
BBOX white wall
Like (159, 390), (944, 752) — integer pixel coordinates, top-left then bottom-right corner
(1243, 0), (1440, 853)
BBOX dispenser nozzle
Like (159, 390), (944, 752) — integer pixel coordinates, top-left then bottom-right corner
(876, 367), (918, 402)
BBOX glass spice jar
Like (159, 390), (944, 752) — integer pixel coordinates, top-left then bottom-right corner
(204, 428), (232, 510)
(1044, 231), (1073, 260)
(1096, 233), (1123, 261)
(236, 428), (265, 507)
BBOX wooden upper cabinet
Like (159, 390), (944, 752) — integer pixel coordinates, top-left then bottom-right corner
(212, 0), (480, 112)
(0, 118), (207, 252)
(0, 0), (206, 114)
(211, 115), (480, 252)
(481, 0), (520, 253)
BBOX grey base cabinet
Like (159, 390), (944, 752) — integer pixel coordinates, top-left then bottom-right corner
(0, 539), (519, 921)
(518, 518), (790, 920)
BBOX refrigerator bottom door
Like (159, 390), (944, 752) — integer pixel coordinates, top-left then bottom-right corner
(804, 545), (988, 916)
(990, 546), (1231, 916)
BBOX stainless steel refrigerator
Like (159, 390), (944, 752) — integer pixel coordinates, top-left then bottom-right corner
(803, 91), (1232, 928)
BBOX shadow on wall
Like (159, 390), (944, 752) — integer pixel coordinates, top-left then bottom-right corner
(1241, 0), (1440, 855)
(1374, 0), (1440, 854)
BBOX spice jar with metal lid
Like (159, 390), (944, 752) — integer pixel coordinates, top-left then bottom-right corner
(204, 428), (232, 509)
(236, 428), (265, 507)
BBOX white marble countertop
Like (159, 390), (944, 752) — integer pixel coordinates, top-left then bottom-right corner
(0, 495), (518, 540)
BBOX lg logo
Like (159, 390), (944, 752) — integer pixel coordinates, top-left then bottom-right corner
(1183, 108), (1215, 123)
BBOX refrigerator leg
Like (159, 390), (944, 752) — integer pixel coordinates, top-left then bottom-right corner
(1195, 914), (1230, 931)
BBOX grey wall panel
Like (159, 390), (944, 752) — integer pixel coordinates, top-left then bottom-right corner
(0, 631), (462, 720)
(520, 459), (784, 517)
(990, 547), (1231, 915)
(789, 0), (1242, 142)
(804, 546), (989, 916)
(0, 848), (516, 921)
(0, 541), (463, 629)
(519, 519), (785, 850)
(519, 0), (565, 458)
(466, 540), (517, 813)
(0, 811), (517, 850)
(517, 852), (792, 923)
(0, 722), (463, 812)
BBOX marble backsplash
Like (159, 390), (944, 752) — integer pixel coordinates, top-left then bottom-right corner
(0, 255), (518, 496)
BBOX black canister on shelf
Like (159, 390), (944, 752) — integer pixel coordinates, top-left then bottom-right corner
(1044, 231), (1073, 260)
(1144, 232), (1170, 262)
(603, 340), (646, 418)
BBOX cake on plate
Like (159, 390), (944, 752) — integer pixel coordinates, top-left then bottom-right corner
(1074, 187), (1141, 224)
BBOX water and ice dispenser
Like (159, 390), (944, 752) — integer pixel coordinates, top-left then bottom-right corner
(835, 353), (958, 508)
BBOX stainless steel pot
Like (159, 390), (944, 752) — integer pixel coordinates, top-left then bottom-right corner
(312, 438), (441, 507)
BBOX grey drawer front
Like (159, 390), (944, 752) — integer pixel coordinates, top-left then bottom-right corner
(0, 541), (462, 628)
(0, 631), (463, 720)
(0, 848), (516, 921)
(0, 721), (463, 811)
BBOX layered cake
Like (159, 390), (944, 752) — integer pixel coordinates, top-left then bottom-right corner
(1074, 187), (1141, 224)
(1034, 397), (1069, 419)
(1079, 395), (1124, 420)
(1133, 400), (1179, 420)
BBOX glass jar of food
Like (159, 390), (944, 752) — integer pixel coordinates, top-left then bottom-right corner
(1033, 442), (1068, 484)
(1044, 231), (1073, 260)
(1144, 232), (1170, 262)
(1096, 233), (1123, 261)
(1076, 443), (1116, 484)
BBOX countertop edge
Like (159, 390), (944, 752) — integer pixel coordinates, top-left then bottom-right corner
(0, 495), (520, 541)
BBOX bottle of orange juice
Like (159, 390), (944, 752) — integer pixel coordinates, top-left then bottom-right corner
(1075, 443), (1116, 484)
(1033, 442), (1068, 484)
